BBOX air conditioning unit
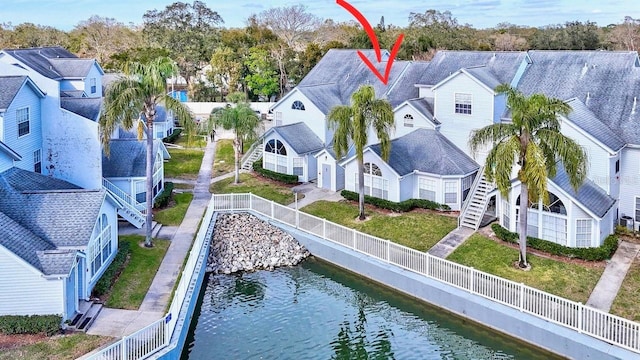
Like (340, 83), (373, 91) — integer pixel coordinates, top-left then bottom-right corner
(620, 216), (634, 230)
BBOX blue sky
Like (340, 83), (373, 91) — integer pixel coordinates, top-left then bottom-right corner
(2, 0), (638, 30)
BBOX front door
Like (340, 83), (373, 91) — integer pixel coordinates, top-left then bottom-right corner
(64, 258), (79, 320)
(322, 164), (331, 190)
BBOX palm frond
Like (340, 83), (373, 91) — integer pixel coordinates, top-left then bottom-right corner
(328, 105), (353, 159)
(469, 123), (518, 157)
(522, 141), (548, 204)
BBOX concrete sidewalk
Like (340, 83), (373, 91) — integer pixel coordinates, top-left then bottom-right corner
(428, 226), (475, 258)
(88, 139), (216, 337)
(586, 241), (640, 312)
(288, 182), (344, 209)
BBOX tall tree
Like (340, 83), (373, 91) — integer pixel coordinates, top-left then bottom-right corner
(255, 4), (321, 49)
(143, 1), (223, 89)
(469, 85), (587, 268)
(244, 47), (279, 100)
(210, 92), (260, 184)
(71, 15), (141, 66)
(100, 57), (193, 247)
(328, 85), (395, 220)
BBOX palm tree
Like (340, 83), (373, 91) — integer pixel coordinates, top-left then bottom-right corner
(210, 92), (260, 184)
(469, 84), (587, 268)
(328, 85), (394, 221)
(100, 56), (193, 247)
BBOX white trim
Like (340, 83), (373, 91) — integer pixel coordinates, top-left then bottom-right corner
(432, 69), (496, 93)
(0, 243), (47, 276)
(561, 113), (618, 154)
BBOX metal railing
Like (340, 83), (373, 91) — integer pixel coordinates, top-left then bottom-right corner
(458, 166), (485, 228)
(102, 178), (147, 214)
(210, 193), (640, 355)
(240, 140), (263, 169)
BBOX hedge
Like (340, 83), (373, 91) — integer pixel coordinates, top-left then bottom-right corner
(92, 241), (131, 298)
(252, 159), (299, 184)
(162, 128), (182, 144)
(491, 223), (618, 261)
(154, 182), (174, 208)
(0, 315), (61, 336)
(340, 190), (451, 212)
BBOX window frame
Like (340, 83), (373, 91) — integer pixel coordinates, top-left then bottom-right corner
(291, 100), (306, 111)
(33, 149), (41, 173)
(403, 114), (414, 127)
(419, 178), (437, 202)
(90, 78), (97, 94)
(575, 219), (592, 248)
(454, 93), (472, 115)
(444, 180), (458, 204)
(293, 157), (304, 176)
(16, 107), (30, 137)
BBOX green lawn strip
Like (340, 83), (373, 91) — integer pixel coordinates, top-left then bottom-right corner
(174, 134), (206, 148)
(154, 193), (193, 226)
(447, 234), (603, 303)
(105, 236), (170, 309)
(301, 201), (456, 252)
(0, 333), (112, 360)
(210, 173), (299, 205)
(213, 139), (235, 177)
(611, 257), (640, 321)
(172, 182), (194, 190)
(165, 149), (204, 179)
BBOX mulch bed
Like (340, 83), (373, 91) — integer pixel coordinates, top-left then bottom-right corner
(0, 333), (49, 350)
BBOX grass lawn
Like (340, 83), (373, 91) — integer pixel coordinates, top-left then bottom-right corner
(213, 139), (235, 177)
(154, 192), (193, 226)
(447, 234), (603, 303)
(301, 201), (457, 252)
(210, 173), (298, 205)
(105, 235), (169, 309)
(0, 333), (112, 360)
(611, 257), (640, 321)
(165, 149), (204, 180)
(174, 133), (206, 148)
(172, 183), (194, 190)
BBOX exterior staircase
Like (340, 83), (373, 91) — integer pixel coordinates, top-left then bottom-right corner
(458, 168), (492, 230)
(103, 178), (146, 228)
(241, 140), (263, 170)
(66, 300), (103, 333)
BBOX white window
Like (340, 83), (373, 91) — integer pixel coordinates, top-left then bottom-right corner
(636, 197), (640, 222)
(502, 200), (510, 228)
(293, 157), (303, 176)
(356, 163), (389, 200)
(542, 214), (567, 246)
(17, 107), (29, 137)
(33, 149), (41, 173)
(576, 219), (592, 248)
(275, 111), (283, 126)
(90, 78), (97, 94)
(454, 93), (472, 115)
(419, 178), (436, 201)
(527, 209), (538, 238)
(444, 181), (457, 204)
(264, 153), (276, 171)
(403, 114), (414, 127)
(276, 156), (287, 173)
(291, 100), (305, 110)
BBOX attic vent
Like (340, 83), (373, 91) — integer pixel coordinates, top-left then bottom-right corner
(586, 92), (590, 105)
(633, 97), (637, 115)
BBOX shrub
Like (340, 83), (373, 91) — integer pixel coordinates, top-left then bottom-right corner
(340, 190), (450, 212)
(491, 224), (618, 261)
(92, 241), (131, 298)
(162, 128), (182, 143)
(0, 315), (62, 336)
(153, 182), (175, 208)
(252, 159), (299, 184)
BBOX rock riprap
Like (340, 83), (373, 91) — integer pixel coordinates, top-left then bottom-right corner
(207, 212), (310, 274)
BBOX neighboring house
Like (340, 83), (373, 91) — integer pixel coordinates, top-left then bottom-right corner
(265, 49), (640, 248)
(0, 167), (120, 321)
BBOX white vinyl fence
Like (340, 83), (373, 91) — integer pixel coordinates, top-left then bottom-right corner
(85, 193), (640, 359)
(85, 199), (217, 360)
(212, 193), (640, 355)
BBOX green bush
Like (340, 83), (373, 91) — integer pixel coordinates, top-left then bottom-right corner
(154, 182), (175, 208)
(0, 315), (61, 336)
(162, 128), (182, 143)
(491, 223), (618, 261)
(92, 241), (131, 297)
(340, 190), (450, 212)
(252, 159), (299, 184)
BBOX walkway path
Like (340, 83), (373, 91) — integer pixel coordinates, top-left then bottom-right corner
(428, 226), (475, 258)
(87, 139), (217, 338)
(586, 241), (640, 312)
(288, 182), (344, 209)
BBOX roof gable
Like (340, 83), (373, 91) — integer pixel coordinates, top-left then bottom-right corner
(432, 66), (499, 93)
(102, 139), (163, 178)
(0, 75), (45, 110)
(266, 122), (324, 155)
(564, 98), (625, 152)
(549, 164), (616, 218)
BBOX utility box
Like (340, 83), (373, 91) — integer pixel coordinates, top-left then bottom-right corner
(621, 215), (634, 230)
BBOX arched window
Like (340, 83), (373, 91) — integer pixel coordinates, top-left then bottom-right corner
(359, 162), (388, 199)
(516, 192), (566, 215)
(265, 139), (287, 156)
(403, 114), (414, 127)
(514, 191), (567, 245)
(291, 100), (305, 110)
(364, 162), (382, 176)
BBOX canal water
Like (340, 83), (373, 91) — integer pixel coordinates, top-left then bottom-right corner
(182, 258), (563, 359)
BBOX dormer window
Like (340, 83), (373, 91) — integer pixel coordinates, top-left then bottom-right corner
(454, 93), (472, 115)
(90, 78), (96, 94)
(291, 100), (305, 111)
(403, 114), (414, 127)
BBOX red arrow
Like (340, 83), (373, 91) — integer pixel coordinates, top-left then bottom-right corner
(336, 0), (404, 85)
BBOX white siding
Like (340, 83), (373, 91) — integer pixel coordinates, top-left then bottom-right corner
(262, 132), (317, 183)
(3, 82), (42, 172)
(0, 248), (64, 317)
(399, 175), (414, 201)
(271, 90), (328, 143)
(434, 73), (495, 163)
(343, 151), (400, 202)
(0, 151), (13, 172)
(619, 147), (640, 230)
(388, 103), (437, 141)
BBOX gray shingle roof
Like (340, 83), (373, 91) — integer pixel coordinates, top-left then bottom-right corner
(550, 164), (616, 218)
(406, 98), (439, 124)
(369, 128), (479, 176)
(418, 51), (527, 86)
(385, 62), (430, 107)
(2, 46), (100, 80)
(0, 76), (27, 110)
(61, 98), (102, 121)
(517, 50), (640, 145)
(102, 139), (163, 177)
(464, 66), (502, 90)
(0, 167), (104, 248)
(564, 98), (626, 151)
(49, 58), (94, 78)
(0, 212), (76, 276)
(269, 122), (324, 155)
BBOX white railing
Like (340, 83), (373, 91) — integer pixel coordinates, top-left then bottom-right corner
(102, 178), (147, 214)
(210, 193), (640, 355)
(458, 167), (484, 228)
(240, 139), (263, 169)
(85, 196), (218, 360)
